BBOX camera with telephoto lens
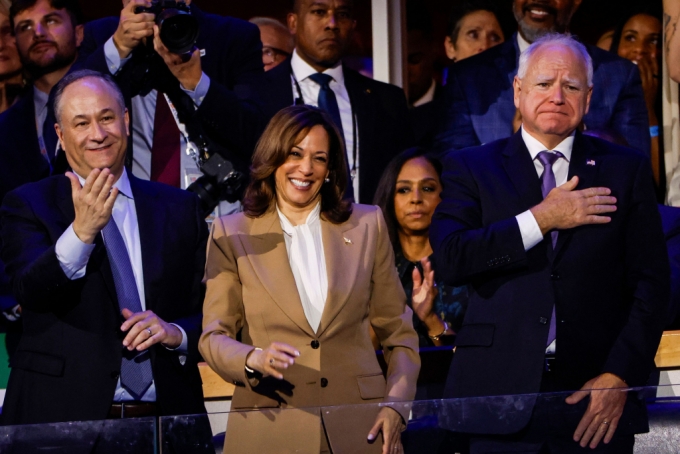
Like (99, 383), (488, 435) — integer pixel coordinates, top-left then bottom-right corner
(135, 0), (199, 55)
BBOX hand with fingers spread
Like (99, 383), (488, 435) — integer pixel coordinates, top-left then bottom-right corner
(530, 176), (617, 235)
(245, 342), (300, 380)
(120, 308), (183, 350)
(67, 169), (118, 244)
(113, 0), (155, 59)
(565, 372), (628, 449)
(411, 258), (449, 342)
(367, 406), (405, 454)
(153, 24), (202, 91)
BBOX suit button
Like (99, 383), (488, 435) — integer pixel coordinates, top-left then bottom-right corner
(111, 371), (120, 379)
(311, 340), (320, 349)
(550, 273), (560, 280)
(539, 317), (548, 325)
(320, 378), (328, 388)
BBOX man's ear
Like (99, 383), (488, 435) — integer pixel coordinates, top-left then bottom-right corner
(513, 75), (522, 109)
(444, 36), (456, 61)
(288, 13), (298, 35)
(584, 86), (593, 115)
(124, 109), (130, 136)
(55, 122), (64, 152)
(75, 24), (84, 47)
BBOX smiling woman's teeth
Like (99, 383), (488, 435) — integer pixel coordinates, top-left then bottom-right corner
(291, 179), (311, 188)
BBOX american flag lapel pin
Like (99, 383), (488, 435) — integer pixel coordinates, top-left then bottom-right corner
(586, 159), (596, 166)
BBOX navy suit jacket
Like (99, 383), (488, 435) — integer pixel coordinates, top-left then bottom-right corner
(78, 5), (265, 170)
(0, 175), (208, 425)
(253, 57), (414, 204)
(431, 131), (668, 434)
(433, 35), (650, 155)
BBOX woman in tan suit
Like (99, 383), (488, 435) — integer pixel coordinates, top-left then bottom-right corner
(199, 105), (420, 454)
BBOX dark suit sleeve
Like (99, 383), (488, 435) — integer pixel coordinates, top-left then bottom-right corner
(430, 152), (528, 286)
(608, 65), (651, 155)
(0, 190), (73, 309)
(602, 157), (669, 386)
(166, 194), (209, 363)
(432, 69), (480, 154)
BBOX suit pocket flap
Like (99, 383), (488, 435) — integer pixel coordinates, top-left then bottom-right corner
(455, 324), (495, 347)
(356, 373), (386, 400)
(13, 350), (65, 377)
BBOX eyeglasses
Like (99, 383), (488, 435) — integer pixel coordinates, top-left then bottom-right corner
(262, 46), (291, 64)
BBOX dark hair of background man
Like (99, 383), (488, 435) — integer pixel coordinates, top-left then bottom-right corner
(10, 0), (84, 30)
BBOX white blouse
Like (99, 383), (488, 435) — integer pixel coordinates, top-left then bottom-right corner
(277, 203), (328, 333)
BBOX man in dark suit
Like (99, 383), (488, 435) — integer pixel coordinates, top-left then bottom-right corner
(254, 0), (413, 204)
(0, 0), (84, 360)
(0, 70), (208, 435)
(77, 0), (264, 211)
(431, 34), (669, 453)
(433, 0), (650, 156)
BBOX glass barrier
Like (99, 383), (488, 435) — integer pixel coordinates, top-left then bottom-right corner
(0, 417), (156, 454)
(1, 386), (678, 453)
(164, 385), (680, 454)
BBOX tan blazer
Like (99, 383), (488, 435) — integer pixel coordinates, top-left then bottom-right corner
(199, 204), (420, 453)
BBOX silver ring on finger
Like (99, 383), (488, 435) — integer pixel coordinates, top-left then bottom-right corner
(602, 420), (609, 426)
(146, 328), (152, 336)
(269, 358), (275, 366)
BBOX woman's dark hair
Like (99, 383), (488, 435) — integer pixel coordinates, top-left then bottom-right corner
(446, 0), (505, 43)
(608, 7), (662, 56)
(372, 147), (443, 250)
(243, 105), (352, 223)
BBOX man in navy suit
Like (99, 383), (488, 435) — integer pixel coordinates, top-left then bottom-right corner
(433, 0), (650, 156)
(253, 0), (413, 204)
(0, 71), (209, 440)
(431, 34), (668, 453)
(77, 0), (264, 207)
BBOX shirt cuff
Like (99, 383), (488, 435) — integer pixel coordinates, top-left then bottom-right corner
(55, 224), (96, 280)
(165, 323), (188, 355)
(104, 36), (132, 75)
(515, 210), (544, 251)
(181, 72), (210, 107)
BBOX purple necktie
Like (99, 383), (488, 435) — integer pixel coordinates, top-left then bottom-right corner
(537, 150), (563, 347)
(103, 218), (153, 400)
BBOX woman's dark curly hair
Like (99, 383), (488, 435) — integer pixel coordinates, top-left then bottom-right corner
(243, 105), (352, 223)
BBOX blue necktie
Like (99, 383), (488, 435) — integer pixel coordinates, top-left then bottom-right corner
(308, 73), (355, 202)
(537, 151), (563, 347)
(102, 218), (153, 400)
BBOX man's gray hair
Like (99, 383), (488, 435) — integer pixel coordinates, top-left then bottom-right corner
(517, 33), (593, 88)
(53, 69), (126, 127)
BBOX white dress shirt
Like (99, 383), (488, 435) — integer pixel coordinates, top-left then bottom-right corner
(55, 168), (187, 401)
(290, 49), (360, 200)
(412, 79), (437, 107)
(277, 203), (328, 333)
(517, 33), (531, 54)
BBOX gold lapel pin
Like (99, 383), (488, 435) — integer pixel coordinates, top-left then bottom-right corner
(343, 237), (352, 245)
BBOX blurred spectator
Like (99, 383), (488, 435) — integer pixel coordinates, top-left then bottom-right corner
(254, 0), (413, 204)
(373, 148), (467, 349)
(444, 0), (505, 63)
(78, 0), (264, 216)
(0, 0), (23, 113)
(0, 0), (84, 362)
(610, 10), (662, 186)
(664, 0), (680, 83)
(249, 17), (293, 72)
(406, 0), (443, 147)
(434, 0), (650, 156)
(596, 27), (615, 51)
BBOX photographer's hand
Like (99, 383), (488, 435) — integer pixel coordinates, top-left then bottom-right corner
(153, 24), (202, 91)
(114, 0), (154, 59)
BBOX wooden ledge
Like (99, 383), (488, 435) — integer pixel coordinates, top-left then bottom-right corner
(655, 330), (680, 368)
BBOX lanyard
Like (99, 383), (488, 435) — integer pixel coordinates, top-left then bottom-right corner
(291, 71), (358, 178)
